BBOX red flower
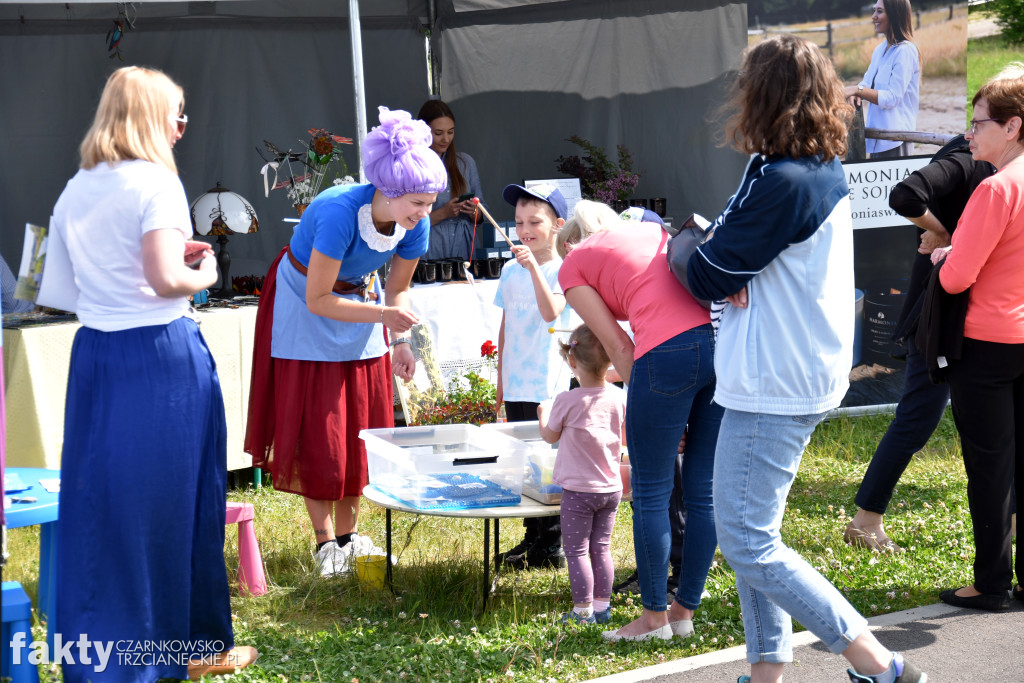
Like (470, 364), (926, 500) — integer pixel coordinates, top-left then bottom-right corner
(480, 340), (497, 358)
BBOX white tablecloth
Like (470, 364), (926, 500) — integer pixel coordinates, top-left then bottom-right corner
(2, 306), (257, 470)
(407, 280), (503, 390)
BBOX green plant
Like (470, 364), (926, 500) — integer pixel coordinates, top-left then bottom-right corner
(555, 135), (640, 204)
(989, 0), (1024, 45)
(411, 341), (498, 426)
(6, 409), (976, 682)
(967, 33), (1022, 121)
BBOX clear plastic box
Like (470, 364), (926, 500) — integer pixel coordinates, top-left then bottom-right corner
(360, 424), (529, 511)
(481, 421), (562, 504)
(484, 421), (633, 503)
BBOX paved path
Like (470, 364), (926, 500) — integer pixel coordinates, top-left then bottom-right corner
(591, 600), (1024, 682)
(969, 16), (1001, 39)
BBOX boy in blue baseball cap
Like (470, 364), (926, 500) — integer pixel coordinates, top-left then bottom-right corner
(493, 182), (572, 570)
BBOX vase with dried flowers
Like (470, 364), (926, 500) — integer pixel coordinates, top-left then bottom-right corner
(554, 135), (641, 207)
(258, 127), (357, 215)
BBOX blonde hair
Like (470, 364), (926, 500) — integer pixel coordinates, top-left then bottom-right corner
(80, 66), (183, 173)
(557, 324), (610, 377)
(555, 200), (621, 258)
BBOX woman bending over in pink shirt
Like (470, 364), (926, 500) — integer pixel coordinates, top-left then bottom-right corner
(538, 324), (627, 625)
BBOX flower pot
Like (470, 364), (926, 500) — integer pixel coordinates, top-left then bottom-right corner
(438, 260), (454, 282)
(486, 258), (503, 279)
(294, 203), (309, 217)
(422, 261), (437, 284)
(470, 259), (486, 279)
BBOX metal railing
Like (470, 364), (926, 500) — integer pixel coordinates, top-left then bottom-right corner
(845, 106), (957, 161)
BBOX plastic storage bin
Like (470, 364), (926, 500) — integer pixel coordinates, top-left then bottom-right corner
(360, 424), (530, 511)
(481, 421), (563, 504)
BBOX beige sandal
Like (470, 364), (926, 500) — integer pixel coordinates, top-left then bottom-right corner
(844, 521), (904, 553)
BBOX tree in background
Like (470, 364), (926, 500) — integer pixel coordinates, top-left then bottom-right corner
(990, 0), (1024, 44)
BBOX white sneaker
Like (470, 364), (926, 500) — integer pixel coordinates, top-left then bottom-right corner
(669, 618), (694, 638)
(601, 624), (673, 642)
(315, 542), (352, 578)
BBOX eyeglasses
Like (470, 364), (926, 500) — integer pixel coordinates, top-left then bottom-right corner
(967, 117), (1001, 134)
(171, 114), (188, 135)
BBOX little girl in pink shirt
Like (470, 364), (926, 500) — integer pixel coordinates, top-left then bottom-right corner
(537, 324), (626, 624)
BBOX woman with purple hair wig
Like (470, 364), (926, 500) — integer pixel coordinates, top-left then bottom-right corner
(245, 107), (446, 576)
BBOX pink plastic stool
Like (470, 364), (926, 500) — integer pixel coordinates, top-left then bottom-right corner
(225, 502), (268, 596)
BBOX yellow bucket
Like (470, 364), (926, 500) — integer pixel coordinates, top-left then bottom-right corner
(354, 554), (388, 590)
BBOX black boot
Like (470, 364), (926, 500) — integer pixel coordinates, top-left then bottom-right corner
(495, 536), (534, 566)
(517, 517), (565, 569)
(521, 540), (566, 569)
(496, 518), (540, 566)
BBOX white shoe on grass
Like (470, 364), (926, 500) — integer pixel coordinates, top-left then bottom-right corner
(315, 542), (351, 578)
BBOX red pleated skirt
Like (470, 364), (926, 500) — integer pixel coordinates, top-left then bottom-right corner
(244, 248), (394, 500)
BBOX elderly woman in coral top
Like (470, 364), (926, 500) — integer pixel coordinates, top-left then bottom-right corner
(930, 63), (1024, 612)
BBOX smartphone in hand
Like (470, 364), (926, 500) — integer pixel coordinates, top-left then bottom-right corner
(457, 192), (475, 202)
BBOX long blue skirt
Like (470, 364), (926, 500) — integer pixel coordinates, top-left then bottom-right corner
(56, 316), (234, 682)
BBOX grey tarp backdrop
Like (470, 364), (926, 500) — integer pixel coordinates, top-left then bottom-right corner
(0, 0), (748, 281)
(433, 0), (749, 229)
(0, 0), (432, 279)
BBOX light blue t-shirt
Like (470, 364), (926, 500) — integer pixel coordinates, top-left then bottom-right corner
(271, 183), (429, 362)
(494, 257), (572, 403)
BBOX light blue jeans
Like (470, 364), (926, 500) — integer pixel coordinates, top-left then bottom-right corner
(627, 325), (723, 611)
(713, 409), (868, 663)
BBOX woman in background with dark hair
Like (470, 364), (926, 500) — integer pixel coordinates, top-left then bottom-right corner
(417, 99), (485, 262)
(844, 0), (920, 158)
(686, 35), (926, 682)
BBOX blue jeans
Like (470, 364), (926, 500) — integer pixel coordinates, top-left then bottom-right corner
(713, 409), (868, 664)
(855, 336), (949, 513)
(626, 324), (722, 611)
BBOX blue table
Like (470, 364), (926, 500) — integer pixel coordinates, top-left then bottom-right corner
(4, 467), (60, 655)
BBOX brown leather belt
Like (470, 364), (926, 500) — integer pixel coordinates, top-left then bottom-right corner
(286, 247), (378, 301)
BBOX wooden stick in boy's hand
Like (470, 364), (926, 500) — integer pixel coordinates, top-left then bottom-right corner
(472, 197), (515, 246)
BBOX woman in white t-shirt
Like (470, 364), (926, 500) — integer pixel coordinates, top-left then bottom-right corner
(50, 66), (256, 682)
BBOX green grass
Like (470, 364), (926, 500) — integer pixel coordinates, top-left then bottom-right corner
(966, 31), (1023, 120)
(6, 410), (977, 682)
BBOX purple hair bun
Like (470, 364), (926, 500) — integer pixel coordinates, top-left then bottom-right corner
(362, 106), (448, 198)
